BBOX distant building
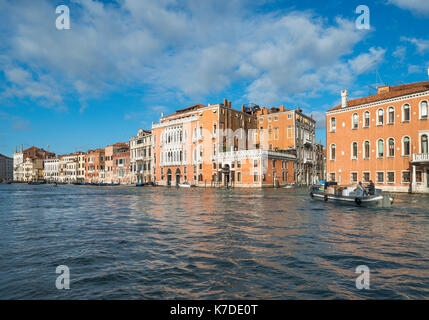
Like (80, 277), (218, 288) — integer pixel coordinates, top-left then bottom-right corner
(0, 154), (13, 182)
(112, 147), (130, 184)
(129, 129), (152, 184)
(326, 81), (429, 193)
(13, 146), (55, 182)
(44, 158), (60, 182)
(104, 143), (129, 184)
(85, 149), (105, 183)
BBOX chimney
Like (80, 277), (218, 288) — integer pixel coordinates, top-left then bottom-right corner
(161, 112), (164, 118)
(223, 99), (227, 107)
(341, 89), (348, 108)
(15, 145), (17, 153)
(280, 105), (285, 112)
(228, 101), (231, 109)
(241, 105), (245, 112)
(21, 144), (23, 152)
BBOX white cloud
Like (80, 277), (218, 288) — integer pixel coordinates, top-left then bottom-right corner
(402, 37), (429, 54)
(388, 0), (429, 16)
(0, 0), (378, 110)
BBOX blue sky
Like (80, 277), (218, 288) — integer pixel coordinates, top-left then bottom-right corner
(1, 0), (429, 157)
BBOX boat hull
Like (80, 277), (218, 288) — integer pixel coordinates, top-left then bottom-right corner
(311, 191), (393, 207)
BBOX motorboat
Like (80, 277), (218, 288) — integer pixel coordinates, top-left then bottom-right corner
(177, 182), (191, 188)
(310, 181), (393, 207)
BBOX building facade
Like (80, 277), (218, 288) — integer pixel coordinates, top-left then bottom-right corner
(13, 146), (55, 182)
(85, 149), (105, 183)
(112, 149), (130, 184)
(253, 106), (319, 185)
(152, 99), (296, 187)
(105, 143), (129, 183)
(129, 129), (152, 183)
(0, 154), (13, 182)
(326, 82), (429, 193)
(44, 158), (60, 182)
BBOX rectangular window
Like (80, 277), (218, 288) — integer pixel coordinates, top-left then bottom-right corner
(376, 172), (384, 184)
(253, 172), (259, 182)
(402, 171), (410, 184)
(363, 172), (370, 183)
(237, 161), (241, 168)
(416, 171), (422, 183)
(237, 172), (241, 182)
(387, 172), (395, 183)
(329, 173), (336, 182)
(350, 172), (358, 183)
(253, 160), (258, 168)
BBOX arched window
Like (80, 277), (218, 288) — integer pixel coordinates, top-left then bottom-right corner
(364, 111), (370, 127)
(330, 117), (336, 132)
(388, 138), (395, 157)
(352, 113), (359, 129)
(420, 101), (428, 119)
(422, 135), (428, 154)
(388, 107), (395, 124)
(403, 136), (410, 156)
(377, 109), (384, 125)
(403, 104), (410, 122)
(377, 139), (384, 158)
(330, 144), (336, 160)
(352, 142), (358, 159)
(364, 141), (370, 159)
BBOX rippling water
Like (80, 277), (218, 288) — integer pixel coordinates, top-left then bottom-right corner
(0, 184), (428, 299)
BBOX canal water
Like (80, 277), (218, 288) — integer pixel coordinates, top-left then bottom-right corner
(0, 184), (428, 299)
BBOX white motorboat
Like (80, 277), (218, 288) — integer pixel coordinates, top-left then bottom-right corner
(177, 182), (191, 188)
(310, 182), (393, 207)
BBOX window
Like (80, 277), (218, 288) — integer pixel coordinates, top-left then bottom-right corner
(274, 127), (279, 140)
(416, 171), (423, 183)
(237, 161), (241, 168)
(387, 172), (395, 184)
(422, 135), (428, 154)
(253, 160), (258, 168)
(402, 171), (410, 184)
(350, 172), (358, 183)
(330, 117), (336, 132)
(377, 139), (384, 158)
(213, 143), (217, 155)
(403, 104), (410, 122)
(274, 116), (278, 121)
(330, 144), (336, 160)
(253, 172), (259, 182)
(213, 124), (217, 134)
(237, 172), (241, 182)
(376, 172), (384, 184)
(363, 172), (371, 183)
(352, 113), (359, 129)
(329, 173), (336, 182)
(420, 101), (428, 119)
(364, 111), (370, 127)
(388, 138), (395, 157)
(377, 109), (384, 125)
(364, 141), (370, 159)
(388, 107), (395, 124)
(352, 142), (358, 159)
(403, 136), (410, 156)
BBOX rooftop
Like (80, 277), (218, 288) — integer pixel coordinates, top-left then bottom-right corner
(329, 81), (429, 112)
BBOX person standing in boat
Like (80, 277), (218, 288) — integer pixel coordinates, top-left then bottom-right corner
(368, 180), (375, 195)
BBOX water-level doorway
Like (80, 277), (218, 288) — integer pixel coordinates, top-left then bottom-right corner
(175, 169), (181, 185)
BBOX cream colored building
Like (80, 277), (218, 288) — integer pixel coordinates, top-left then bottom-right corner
(44, 158), (60, 182)
(129, 129), (152, 183)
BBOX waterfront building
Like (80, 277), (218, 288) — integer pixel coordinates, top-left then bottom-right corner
(129, 129), (152, 184)
(152, 99), (296, 187)
(85, 149), (105, 183)
(252, 106), (319, 185)
(76, 152), (86, 182)
(314, 142), (326, 182)
(104, 143), (129, 183)
(13, 146), (55, 182)
(326, 81), (429, 193)
(23, 157), (44, 182)
(44, 158), (60, 182)
(112, 147), (130, 184)
(58, 154), (78, 183)
(0, 153), (13, 182)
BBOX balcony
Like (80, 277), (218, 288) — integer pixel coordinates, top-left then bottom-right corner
(412, 153), (429, 163)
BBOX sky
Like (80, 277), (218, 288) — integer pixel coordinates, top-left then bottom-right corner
(1, 0), (429, 157)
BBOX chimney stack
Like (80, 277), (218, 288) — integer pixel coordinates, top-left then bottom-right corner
(341, 90), (348, 108)
(161, 112), (164, 118)
(15, 145), (17, 153)
(228, 101), (231, 109)
(223, 99), (227, 107)
(21, 144), (23, 152)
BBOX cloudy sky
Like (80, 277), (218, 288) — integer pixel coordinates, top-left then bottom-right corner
(1, 0), (429, 156)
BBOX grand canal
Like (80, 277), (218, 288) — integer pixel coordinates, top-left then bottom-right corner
(0, 184), (428, 299)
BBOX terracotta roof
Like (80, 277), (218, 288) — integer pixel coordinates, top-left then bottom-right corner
(328, 81), (429, 112)
(163, 104), (207, 119)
